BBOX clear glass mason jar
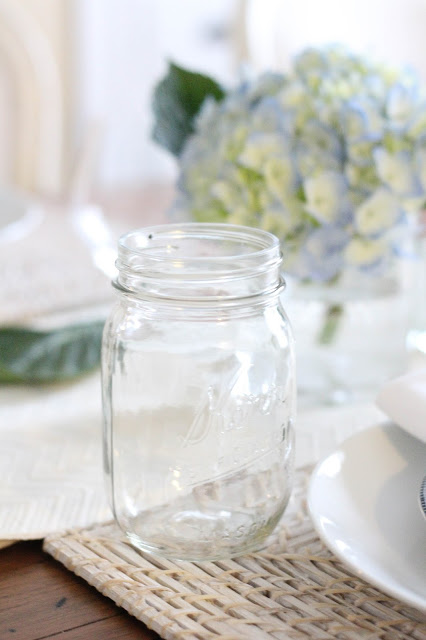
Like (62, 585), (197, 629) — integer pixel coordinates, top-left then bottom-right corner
(102, 223), (296, 561)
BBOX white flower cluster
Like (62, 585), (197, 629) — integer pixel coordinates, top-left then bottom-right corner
(176, 46), (426, 282)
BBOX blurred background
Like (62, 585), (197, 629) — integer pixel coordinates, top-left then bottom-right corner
(3, 0), (426, 198)
(1, 0), (426, 326)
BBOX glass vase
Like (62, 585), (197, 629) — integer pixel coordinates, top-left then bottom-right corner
(284, 257), (417, 407)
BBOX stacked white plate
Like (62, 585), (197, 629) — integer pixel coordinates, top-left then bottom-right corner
(308, 368), (426, 612)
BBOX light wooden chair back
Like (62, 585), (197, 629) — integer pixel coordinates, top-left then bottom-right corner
(0, 0), (63, 194)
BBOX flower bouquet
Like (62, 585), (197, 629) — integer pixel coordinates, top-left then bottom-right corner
(152, 46), (426, 402)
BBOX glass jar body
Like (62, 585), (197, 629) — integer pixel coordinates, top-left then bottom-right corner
(102, 298), (295, 561)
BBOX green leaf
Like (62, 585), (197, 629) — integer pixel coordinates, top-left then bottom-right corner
(0, 321), (105, 384)
(152, 62), (225, 156)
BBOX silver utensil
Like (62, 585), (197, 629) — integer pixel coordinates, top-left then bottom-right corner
(420, 475), (426, 520)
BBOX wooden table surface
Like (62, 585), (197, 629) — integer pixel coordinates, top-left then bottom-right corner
(0, 541), (160, 640)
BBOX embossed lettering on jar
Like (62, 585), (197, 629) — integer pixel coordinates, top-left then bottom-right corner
(102, 223), (296, 561)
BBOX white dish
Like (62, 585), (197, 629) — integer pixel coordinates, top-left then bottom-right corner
(307, 422), (426, 612)
(376, 368), (426, 444)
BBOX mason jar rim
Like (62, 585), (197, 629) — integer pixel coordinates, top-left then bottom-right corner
(118, 222), (281, 263)
(115, 222), (283, 302)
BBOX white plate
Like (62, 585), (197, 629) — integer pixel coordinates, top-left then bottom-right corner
(307, 422), (426, 612)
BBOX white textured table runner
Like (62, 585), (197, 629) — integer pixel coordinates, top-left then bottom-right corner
(0, 374), (109, 540)
(0, 372), (383, 542)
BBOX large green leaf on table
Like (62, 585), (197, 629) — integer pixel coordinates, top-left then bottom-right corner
(152, 62), (225, 156)
(0, 321), (105, 384)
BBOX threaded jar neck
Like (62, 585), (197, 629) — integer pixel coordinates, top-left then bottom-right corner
(115, 223), (284, 302)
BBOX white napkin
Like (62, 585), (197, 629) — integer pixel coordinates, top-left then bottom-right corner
(376, 368), (426, 444)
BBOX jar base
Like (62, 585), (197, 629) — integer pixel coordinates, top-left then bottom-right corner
(122, 503), (288, 562)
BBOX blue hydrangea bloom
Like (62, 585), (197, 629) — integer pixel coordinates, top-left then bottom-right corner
(175, 45), (426, 282)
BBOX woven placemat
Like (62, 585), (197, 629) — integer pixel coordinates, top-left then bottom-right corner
(43, 469), (426, 640)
